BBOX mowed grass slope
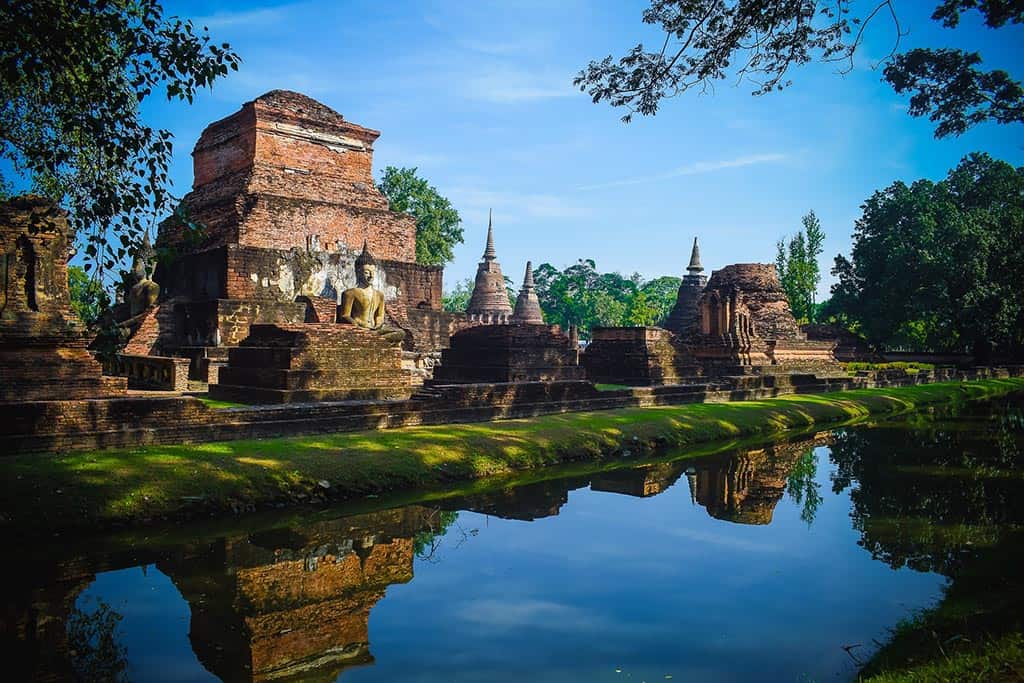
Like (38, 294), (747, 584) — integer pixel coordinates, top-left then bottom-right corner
(1, 379), (1021, 534)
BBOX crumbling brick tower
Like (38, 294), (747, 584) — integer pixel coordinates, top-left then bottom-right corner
(152, 90), (453, 382)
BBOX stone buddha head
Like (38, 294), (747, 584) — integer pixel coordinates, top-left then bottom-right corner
(355, 241), (377, 288)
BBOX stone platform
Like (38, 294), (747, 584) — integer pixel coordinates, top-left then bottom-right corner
(431, 324), (584, 384)
(583, 327), (702, 385)
(210, 323), (408, 403)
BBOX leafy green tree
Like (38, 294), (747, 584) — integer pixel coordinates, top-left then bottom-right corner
(776, 210), (825, 323)
(575, 1), (1023, 137)
(641, 275), (682, 323)
(532, 259), (680, 336)
(830, 153), (1024, 358)
(377, 166), (463, 266)
(68, 265), (112, 328)
(0, 0), (240, 277)
(442, 278), (473, 313)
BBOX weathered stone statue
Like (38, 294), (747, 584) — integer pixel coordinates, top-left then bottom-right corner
(127, 231), (160, 316)
(339, 242), (405, 342)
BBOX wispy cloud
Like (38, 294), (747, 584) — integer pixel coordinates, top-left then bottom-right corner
(450, 187), (593, 222)
(194, 4), (301, 29)
(460, 67), (576, 103)
(578, 153), (788, 190)
(455, 598), (620, 633)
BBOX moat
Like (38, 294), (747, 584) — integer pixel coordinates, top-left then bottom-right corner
(6, 394), (1023, 682)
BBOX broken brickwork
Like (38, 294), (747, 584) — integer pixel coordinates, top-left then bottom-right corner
(583, 327), (701, 385)
(431, 324), (583, 383)
(209, 323), (409, 403)
(0, 197), (125, 400)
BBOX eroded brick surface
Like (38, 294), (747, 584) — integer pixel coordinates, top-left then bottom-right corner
(0, 197), (126, 401)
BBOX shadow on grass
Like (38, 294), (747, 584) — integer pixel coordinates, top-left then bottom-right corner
(0, 379), (1020, 534)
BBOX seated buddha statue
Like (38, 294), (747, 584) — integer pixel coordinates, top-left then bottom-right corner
(339, 242), (406, 344)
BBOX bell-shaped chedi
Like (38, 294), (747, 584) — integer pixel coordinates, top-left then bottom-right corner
(511, 261), (544, 324)
(662, 236), (707, 337)
(466, 210), (513, 324)
(0, 196), (126, 400)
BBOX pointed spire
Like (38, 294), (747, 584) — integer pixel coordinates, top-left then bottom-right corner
(467, 211), (513, 320)
(512, 260), (545, 324)
(687, 236), (703, 274)
(483, 209), (497, 260)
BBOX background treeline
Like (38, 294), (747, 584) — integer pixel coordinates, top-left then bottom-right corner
(825, 153), (1023, 359)
(443, 260), (681, 337)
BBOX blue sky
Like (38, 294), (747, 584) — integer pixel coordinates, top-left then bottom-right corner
(85, 2), (1024, 297)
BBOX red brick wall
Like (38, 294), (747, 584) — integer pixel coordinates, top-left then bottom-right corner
(158, 90), (416, 262)
(380, 259), (442, 310)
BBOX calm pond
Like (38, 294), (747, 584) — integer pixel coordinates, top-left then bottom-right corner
(6, 395), (1024, 682)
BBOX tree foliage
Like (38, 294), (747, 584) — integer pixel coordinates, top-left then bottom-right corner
(67, 597), (128, 682)
(776, 210), (825, 323)
(68, 265), (112, 328)
(0, 0), (240, 277)
(377, 166), (463, 266)
(532, 259), (680, 337)
(575, 1), (1024, 137)
(829, 152), (1024, 358)
(442, 278), (474, 313)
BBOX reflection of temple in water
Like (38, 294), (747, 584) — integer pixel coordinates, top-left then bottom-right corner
(438, 476), (590, 521)
(2, 436), (833, 681)
(159, 506), (439, 681)
(591, 462), (689, 498)
(688, 437), (828, 525)
(2, 506), (443, 683)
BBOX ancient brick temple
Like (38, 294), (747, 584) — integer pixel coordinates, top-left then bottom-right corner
(585, 241), (839, 383)
(0, 197), (126, 401)
(465, 212), (513, 324)
(688, 263), (836, 369)
(147, 90), (454, 382)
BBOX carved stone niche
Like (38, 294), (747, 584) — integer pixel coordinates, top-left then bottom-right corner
(0, 196), (126, 401)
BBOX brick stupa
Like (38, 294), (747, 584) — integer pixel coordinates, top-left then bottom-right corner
(511, 261), (544, 324)
(465, 211), (513, 324)
(662, 237), (707, 336)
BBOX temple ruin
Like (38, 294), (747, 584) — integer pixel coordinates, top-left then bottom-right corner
(136, 90), (455, 384)
(0, 197), (126, 401)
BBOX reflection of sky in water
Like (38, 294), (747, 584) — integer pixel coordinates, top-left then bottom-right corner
(79, 566), (213, 682)
(73, 445), (946, 683)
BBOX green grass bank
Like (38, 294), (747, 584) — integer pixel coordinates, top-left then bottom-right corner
(1, 378), (1021, 536)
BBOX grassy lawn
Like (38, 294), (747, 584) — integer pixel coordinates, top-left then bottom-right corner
(1, 378), (1020, 535)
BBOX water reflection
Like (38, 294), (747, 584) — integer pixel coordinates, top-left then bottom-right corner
(3, 396), (1022, 681)
(829, 400), (1024, 576)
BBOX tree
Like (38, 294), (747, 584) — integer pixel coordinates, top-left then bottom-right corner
(575, 1), (1023, 137)
(68, 265), (112, 328)
(377, 166), (463, 266)
(532, 259), (679, 336)
(829, 153), (1024, 358)
(0, 0), (240, 278)
(776, 210), (825, 323)
(640, 275), (683, 323)
(442, 278), (473, 313)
